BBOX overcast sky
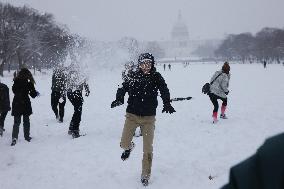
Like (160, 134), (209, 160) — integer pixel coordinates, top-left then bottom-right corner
(3, 0), (284, 41)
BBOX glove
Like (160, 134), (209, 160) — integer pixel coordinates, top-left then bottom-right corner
(225, 91), (229, 95)
(111, 100), (123, 108)
(85, 90), (90, 97)
(36, 91), (40, 97)
(162, 103), (176, 114)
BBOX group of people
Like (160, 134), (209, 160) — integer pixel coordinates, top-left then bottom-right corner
(163, 63), (172, 71)
(0, 68), (39, 146)
(0, 64), (90, 146)
(51, 64), (90, 138)
(0, 52), (231, 186)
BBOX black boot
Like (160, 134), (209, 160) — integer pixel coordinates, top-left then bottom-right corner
(141, 178), (149, 186)
(58, 117), (63, 123)
(71, 130), (80, 138)
(121, 142), (135, 161)
(25, 136), (32, 142)
(11, 138), (17, 146)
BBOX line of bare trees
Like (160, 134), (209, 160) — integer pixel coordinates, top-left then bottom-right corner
(215, 27), (284, 64)
(0, 3), (82, 76)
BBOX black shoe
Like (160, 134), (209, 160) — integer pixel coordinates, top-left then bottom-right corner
(121, 142), (135, 161)
(141, 178), (149, 186)
(25, 136), (32, 142)
(68, 130), (74, 135)
(11, 138), (17, 146)
(71, 131), (80, 138)
(58, 117), (63, 123)
(220, 114), (228, 119)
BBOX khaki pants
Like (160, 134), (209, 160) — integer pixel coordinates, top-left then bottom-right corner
(120, 113), (156, 179)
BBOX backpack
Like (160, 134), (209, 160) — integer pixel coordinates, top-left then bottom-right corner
(202, 73), (223, 95)
(202, 83), (211, 94)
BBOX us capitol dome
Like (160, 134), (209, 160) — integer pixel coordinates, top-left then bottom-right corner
(171, 11), (189, 46)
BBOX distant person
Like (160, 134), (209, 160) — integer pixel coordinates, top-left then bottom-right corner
(0, 79), (11, 137)
(111, 53), (175, 186)
(263, 61), (267, 68)
(168, 63), (171, 71)
(163, 63), (166, 71)
(208, 62), (230, 123)
(66, 65), (90, 138)
(11, 68), (39, 146)
(221, 132), (284, 189)
(51, 65), (67, 122)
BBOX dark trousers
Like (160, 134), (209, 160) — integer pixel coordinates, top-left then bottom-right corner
(0, 111), (8, 129)
(67, 90), (83, 131)
(51, 91), (66, 119)
(12, 115), (30, 139)
(209, 93), (227, 113)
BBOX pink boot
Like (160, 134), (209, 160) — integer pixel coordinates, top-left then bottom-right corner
(212, 112), (218, 123)
(220, 105), (228, 119)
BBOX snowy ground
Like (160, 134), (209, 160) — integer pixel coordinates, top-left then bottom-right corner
(1, 63), (284, 189)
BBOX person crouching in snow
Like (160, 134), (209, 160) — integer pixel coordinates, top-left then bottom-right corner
(11, 68), (39, 146)
(111, 53), (176, 186)
(209, 62), (230, 123)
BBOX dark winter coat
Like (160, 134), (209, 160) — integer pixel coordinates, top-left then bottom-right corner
(0, 83), (11, 112)
(11, 78), (37, 116)
(221, 133), (284, 189)
(51, 68), (67, 95)
(116, 68), (171, 116)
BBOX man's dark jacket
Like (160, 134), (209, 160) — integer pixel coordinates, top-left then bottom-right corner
(221, 133), (284, 189)
(116, 68), (171, 116)
(11, 78), (37, 116)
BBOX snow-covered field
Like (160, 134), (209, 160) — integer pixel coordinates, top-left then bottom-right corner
(1, 63), (284, 189)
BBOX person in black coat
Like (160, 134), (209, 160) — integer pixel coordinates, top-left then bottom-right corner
(111, 53), (176, 186)
(221, 133), (284, 189)
(0, 79), (11, 136)
(51, 66), (67, 122)
(11, 68), (38, 146)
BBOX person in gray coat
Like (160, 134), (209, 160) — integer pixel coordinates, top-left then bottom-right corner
(209, 62), (230, 123)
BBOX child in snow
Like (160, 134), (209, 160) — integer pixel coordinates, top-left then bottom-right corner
(208, 62), (230, 123)
(11, 68), (39, 146)
(111, 53), (176, 186)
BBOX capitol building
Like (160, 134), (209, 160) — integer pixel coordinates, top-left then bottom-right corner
(157, 11), (220, 58)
